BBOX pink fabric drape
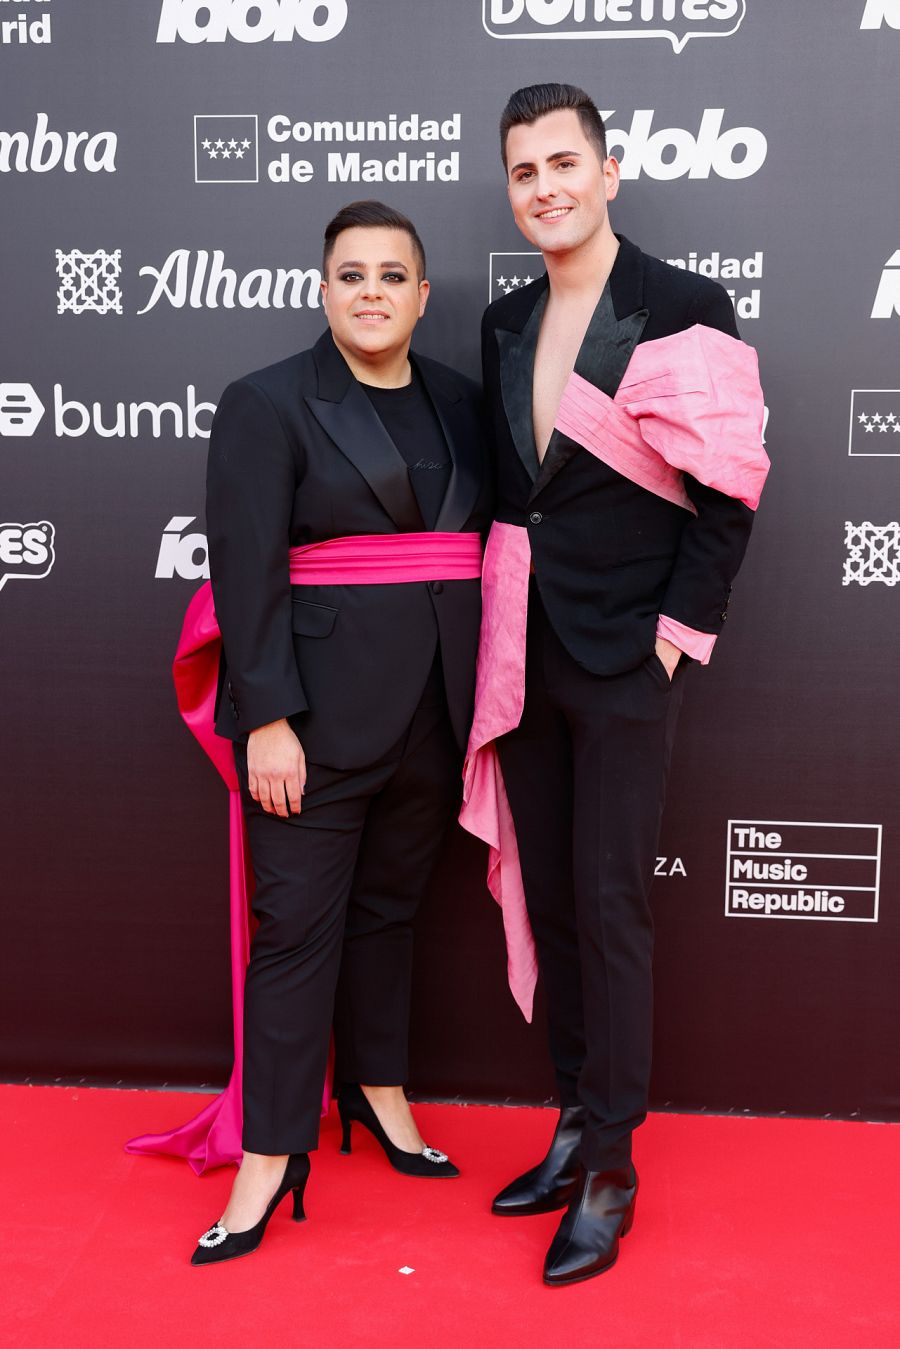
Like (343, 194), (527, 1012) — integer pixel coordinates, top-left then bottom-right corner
(126, 532), (482, 1173)
(459, 327), (768, 1019)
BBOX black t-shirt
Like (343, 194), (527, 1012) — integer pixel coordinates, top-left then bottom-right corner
(361, 366), (451, 530)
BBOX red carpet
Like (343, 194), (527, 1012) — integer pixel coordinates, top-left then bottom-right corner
(2, 1085), (898, 1348)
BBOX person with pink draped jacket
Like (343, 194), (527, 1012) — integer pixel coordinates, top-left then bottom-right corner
(459, 84), (769, 1287)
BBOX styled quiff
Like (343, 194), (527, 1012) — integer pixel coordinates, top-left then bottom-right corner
(322, 199), (426, 280)
(499, 83), (608, 169)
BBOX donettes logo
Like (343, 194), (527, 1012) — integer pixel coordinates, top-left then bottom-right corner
(483, 0), (746, 52)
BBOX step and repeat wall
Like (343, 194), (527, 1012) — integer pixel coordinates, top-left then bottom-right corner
(2, 2), (898, 1121)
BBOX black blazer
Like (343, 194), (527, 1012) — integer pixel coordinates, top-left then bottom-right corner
(206, 330), (491, 771)
(483, 234), (757, 676)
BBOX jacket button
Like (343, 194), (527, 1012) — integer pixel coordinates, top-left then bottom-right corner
(431, 581), (444, 595)
(720, 612), (728, 622)
(529, 511), (543, 524)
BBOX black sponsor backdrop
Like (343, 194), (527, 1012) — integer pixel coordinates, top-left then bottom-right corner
(1, 3), (898, 1122)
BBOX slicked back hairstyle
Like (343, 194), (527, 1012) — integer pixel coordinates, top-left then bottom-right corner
(499, 83), (607, 171)
(322, 199), (426, 280)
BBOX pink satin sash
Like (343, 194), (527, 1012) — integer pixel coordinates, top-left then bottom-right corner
(126, 531), (482, 1173)
(460, 327), (768, 1022)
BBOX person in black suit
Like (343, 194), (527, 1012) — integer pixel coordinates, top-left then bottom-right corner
(471, 85), (767, 1285)
(191, 201), (491, 1266)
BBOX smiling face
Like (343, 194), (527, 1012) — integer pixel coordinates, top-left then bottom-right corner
(320, 226), (429, 373)
(505, 108), (619, 258)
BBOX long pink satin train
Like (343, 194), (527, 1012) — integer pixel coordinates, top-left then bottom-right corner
(126, 531), (483, 1174)
(125, 582), (298, 1173)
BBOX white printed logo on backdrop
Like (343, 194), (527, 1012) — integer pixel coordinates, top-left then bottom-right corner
(843, 522), (900, 586)
(0, 115), (116, 174)
(194, 116), (259, 184)
(201, 112), (463, 186)
(155, 517), (209, 580)
(157, 0), (348, 44)
(488, 248), (763, 318)
(56, 250), (123, 315)
(0, 522), (56, 593)
(0, 384), (45, 437)
(489, 254), (543, 300)
(871, 251), (900, 317)
(666, 248), (763, 319)
(725, 820), (882, 922)
(54, 247), (321, 313)
(848, 392), (900, 455)
(1, 0), (51, 45)
(1, 381), (215, 439)
(860, 0), (900, 29)
(603, 109), (766, 181)
(483, 0), (746, 53)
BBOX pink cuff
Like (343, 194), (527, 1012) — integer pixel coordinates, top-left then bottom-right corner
(656, 614), (717, 665)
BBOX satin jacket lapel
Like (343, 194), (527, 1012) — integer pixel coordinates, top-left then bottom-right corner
(496, 277), (548, 483)
(414, 357), (482, 533)
(529, 237), (649, 501)
(305, 331), (423, 532)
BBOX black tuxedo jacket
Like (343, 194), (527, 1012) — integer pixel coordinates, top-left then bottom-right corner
(483, 234), (757, 676)
(206, 330), (491, 771)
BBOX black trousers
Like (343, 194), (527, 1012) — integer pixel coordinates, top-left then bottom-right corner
(234, 661), (460, 1156)
(497, 583), (686, 1172)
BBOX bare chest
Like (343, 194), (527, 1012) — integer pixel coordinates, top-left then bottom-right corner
(532, 304), (595, 462)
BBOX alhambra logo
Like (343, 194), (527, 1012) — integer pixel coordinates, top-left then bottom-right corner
(54, 248), (322, 314)
(483, 0), (746, 52)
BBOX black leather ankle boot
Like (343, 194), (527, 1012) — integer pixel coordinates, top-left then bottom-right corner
(543, 1165), (638, 1286)
(491, 1104), (587, 1217)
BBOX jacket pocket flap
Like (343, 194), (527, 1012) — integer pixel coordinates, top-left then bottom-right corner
(291, 599), (338, 638)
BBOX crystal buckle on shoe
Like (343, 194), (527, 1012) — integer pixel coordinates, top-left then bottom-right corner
(197, 1222), (228, 1248)
(422, 1146), (448, 1164)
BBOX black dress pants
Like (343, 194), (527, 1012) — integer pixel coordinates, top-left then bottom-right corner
(234, 661), (460, 1156)
(497, 583), (686, 1172)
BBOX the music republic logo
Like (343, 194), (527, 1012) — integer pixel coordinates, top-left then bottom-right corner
(483, 0), (746, 52)
(0, 522), (56, 593)
(726, 821), (881, 922)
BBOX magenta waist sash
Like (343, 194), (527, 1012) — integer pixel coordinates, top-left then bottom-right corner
(287, 530), (483, 584)
(125, 530), (483, 1174)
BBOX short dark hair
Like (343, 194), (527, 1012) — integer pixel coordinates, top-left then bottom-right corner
(322, 200), (426, 280)
(499, 83), (607, 170)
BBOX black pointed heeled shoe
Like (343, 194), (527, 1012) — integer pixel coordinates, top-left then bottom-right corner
(337, 1083), (459, 1178)
(190, 1152), (311, 1267)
